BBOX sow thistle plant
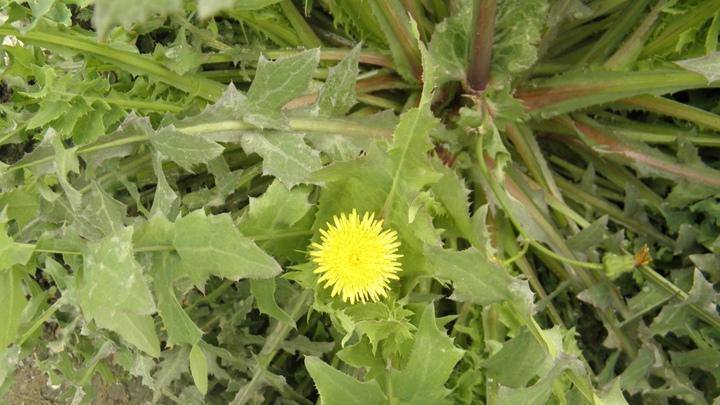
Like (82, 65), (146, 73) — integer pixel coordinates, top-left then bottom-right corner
(1, 0), (720, 404)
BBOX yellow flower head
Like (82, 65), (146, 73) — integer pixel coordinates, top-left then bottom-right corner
(310, 210), (402, 304)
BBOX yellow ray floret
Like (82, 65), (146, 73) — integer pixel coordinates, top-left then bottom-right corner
(310, 209), (402, 304)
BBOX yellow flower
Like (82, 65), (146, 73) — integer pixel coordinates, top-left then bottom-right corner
(310, 210), (402, 304)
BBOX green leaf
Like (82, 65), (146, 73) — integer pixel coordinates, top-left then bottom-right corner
(424, 245), (516, 305)
(77, 227), (159, 356)
(0, 268), (26, 349)
(368, 0), (421, 82)
(484, 327), (552, 388)
(150, 126), (224, 172)
(674, 52), (720, 83)
(427, 0), (472, 86)
(0, 210), (35, 270)
(390, 304), (464, 405)
(385, 98), (440, 208)
(48, 129), (82, 209)
(567, 216), (608, 252)
(650, 269), (719, 336)
(173, 210), (282, 288)
(492, 0), (549, 84)
(238, 179), (313, 259)
(0, 189), (40, 231)
(93, 0), (183, 39)
(305, 356), (387, 405)
(82, 114), (148, 170)
(316, 44), (360, 116)
(240, 132), (321, 188)
(71, 183), (127, 240)
(189, 344), (208, 395)
(72, 101), (110, 145)
(152, 252), (203, 347)
(250, 278), (295, 327)
(432, 167), (474, 245)
(245, 49), (320, 129)
(78, 228), (157, 317)
(150, 153), (179, 219)
(96, 311), (160, 358)
(496, 354), (584, 405)
(197, 0), (283, 18)
(26, 99), (70, 130)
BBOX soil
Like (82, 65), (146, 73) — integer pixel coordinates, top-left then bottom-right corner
(3, 363), (152, 405)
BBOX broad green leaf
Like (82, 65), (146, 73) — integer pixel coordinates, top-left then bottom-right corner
(77, 227), (159, 355)
(424, 245), (514, 305)
(173, 210), (282, 288)
(27, 99), (70, 130)
(496, 354), (584, 405)
(78, 228), (156, 317)
(240, 132), (321, 188)
(483, 327), (552, 388)
(311, 142), (392, 229)
(0, 211), (34, 270)
(94, 311), (160, 358)
(674, 52), (720, 83)
(93, 0), (183, 39)
(0, 268), (26, 349)
(250, 278), (295, 327)
(305, 356), (387, 405)
(0, 189), (40, 231)
(73, 101), (111, 145)
(150, 126), (224, 172)
(238, 179), (313, 259)
(152, 252), (203, 347)
(390, 304), (464, 405)
(427, 0), (471, 86)
(189, 344), (208, 395)
(71, 183), (127, 240)
(492, 0), (549, 84)
(82, 114), (148, 170)
(385, 104), (440, 211)
(316, 44), (360, 116)
(245, 49), (320, 129)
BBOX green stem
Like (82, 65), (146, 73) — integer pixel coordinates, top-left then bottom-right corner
(205, 48), (395, 70)
(279, 0), (323, 48)
(9, 117), (392, 173)
(54, 91), (186, 113)
(18, 297), (65, 345)
(618, 95), (720, 131)
(604, 0), (667, 70)
(225, 9), (301, 47)
(580, 0), (651, 65)
(0, 25), (224, 101)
